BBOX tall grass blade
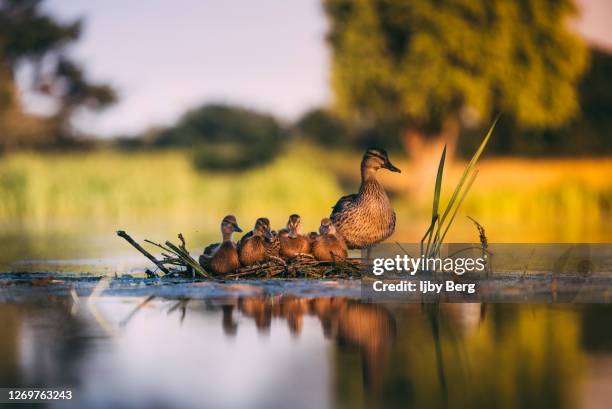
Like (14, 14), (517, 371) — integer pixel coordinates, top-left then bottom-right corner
(420, 222), (435, 257)
(432, 117), (499, 247)
(434, 169), (479, 255)
(432, 145), (447, 221)
(424, 145), (446, 257)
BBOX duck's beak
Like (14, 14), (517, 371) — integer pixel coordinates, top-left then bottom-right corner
(232, 223), (243, 233)
(383, 159), (401, 173)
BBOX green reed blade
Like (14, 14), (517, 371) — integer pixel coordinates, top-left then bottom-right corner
(434, 169), (479, 255)
(420, 217), (436, 256)
(425, 145), (447, 257)
(432, 145), (446, 222)
(432, 116), (499, 247)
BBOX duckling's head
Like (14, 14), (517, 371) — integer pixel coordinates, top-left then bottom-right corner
(286, 214), (303, 238)
(319, 218), (336, 235)
(361, 147), (401, 175)
(253, 217), (274, 240)
(221, 215), (242, 238)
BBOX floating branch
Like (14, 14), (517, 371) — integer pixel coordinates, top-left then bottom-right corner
(116, 230), (170, 275)
(144, 238), (210, 278)
(117, 230), (363, 280)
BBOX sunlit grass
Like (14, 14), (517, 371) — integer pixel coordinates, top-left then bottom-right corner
(0, 148), (343, 236)
(0, 145), (611, 243)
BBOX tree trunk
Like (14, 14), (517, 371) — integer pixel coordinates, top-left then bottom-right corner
(402, 116), (460, 198)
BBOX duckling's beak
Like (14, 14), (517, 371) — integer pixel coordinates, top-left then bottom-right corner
(383, 159), (401, 173)
(232, 223), (243, 233)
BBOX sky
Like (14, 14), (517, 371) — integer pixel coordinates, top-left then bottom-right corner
(18, 0), (612, 137)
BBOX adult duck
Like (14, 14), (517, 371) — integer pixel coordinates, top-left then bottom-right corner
(199, 215), (243, 275)
(238, 217), (274, 265)
(330, 148), (400, 250)
(312, 218), (348, 261)
(279, 214), (311, 258)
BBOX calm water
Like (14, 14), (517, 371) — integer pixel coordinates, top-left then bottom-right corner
(0, 286), (611, 409)
(1, 227), (612, 409)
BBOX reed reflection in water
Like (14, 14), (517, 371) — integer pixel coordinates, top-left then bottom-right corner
(0, 295), (610, 409)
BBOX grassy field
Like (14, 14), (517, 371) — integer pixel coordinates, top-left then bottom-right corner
(0, 144), (611, 244)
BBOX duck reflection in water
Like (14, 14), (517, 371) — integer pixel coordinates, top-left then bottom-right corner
(3, 295), (590, 409)
(217, 295), (398, 391)
(124, 293), (485, 396)
(217, 297), (486, 394)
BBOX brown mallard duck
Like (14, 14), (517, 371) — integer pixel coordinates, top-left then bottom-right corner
(312, 218), (348, 261)
(279, 214), (311, 258)
(198, 215), (243, 275)
(238, 217), (274, 265)
(330, 148), (400, 250)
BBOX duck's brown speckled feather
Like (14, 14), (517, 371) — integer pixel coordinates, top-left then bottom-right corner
(331, 193), (358, 215)
(330, 179), (396, 249)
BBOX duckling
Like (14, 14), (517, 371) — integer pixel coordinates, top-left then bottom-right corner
(312, 218), (348, 261)
(330, 148), (400, 251)
(238, 217), (274, 265)
(199, 215), (243, 275)
(279, 214), (311, 258)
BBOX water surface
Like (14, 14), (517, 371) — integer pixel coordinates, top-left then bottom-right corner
(1, 229), (611, 409)
(1, 282), (611, 409)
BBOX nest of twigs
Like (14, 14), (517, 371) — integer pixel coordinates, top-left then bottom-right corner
(117, 230), (363, 279)
(226, 254), (363, 279)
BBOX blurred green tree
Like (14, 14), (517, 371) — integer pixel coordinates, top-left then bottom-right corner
(155, 104), (288, 170)
(0, 0), (115, 151)
(459, 46), (612, 156)
(324, 0), (588, 177)
(296, 108), (351, 147)
(296, 107), (403, 151)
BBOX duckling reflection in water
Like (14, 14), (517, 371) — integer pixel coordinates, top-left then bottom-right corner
(312, 218), (348, 261)
(279, 214), (311, 259)
(279, 295), (311, 336)
(229, 296), (395, 391)
(330, 148), (400, 259)
(198, 215), (243, 275)
(238, 217), (274, 266)
(238, 297), (272, 334)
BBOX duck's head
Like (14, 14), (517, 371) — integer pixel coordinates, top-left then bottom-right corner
(286, 214), (303, 238)
(361, 147), (401, 175)
(253, 217), (274, 240)
(221, 215), (242, 237)
(319, 218), (336, 235)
